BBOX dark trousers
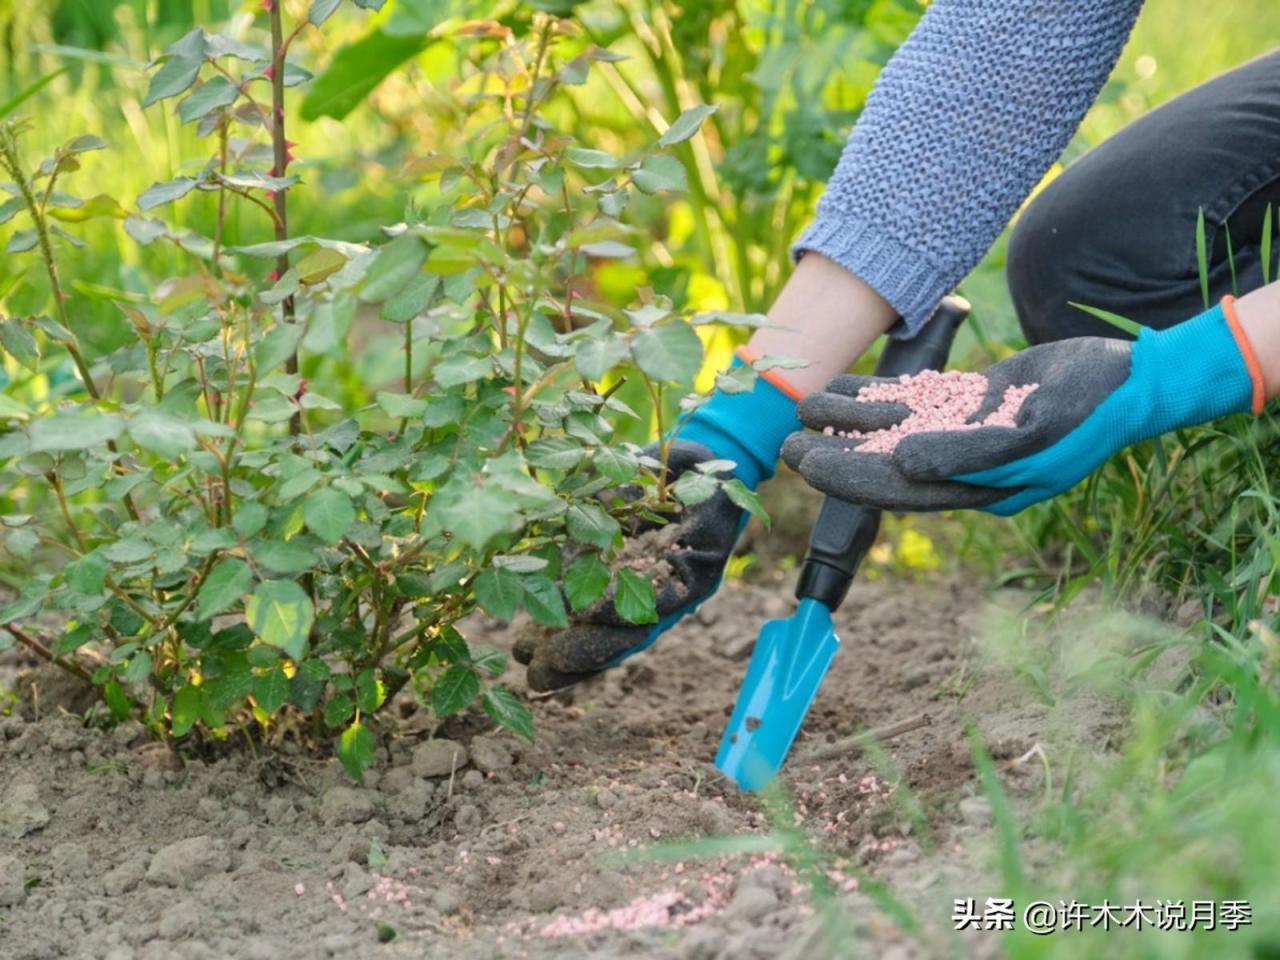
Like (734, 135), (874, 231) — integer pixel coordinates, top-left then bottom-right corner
(1008, 50), (1280, 344)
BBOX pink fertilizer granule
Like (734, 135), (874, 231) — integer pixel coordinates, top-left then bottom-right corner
(824, 370), (1038, 454)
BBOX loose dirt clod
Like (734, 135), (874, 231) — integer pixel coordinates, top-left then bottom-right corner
(831, 370), (1039, 454)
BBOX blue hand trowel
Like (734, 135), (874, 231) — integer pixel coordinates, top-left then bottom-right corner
(716, 296), (971, 791)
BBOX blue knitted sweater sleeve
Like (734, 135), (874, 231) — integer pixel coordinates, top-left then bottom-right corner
(794, 0), (1144, 335)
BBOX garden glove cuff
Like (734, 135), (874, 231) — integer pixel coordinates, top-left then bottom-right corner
(783, 297), (1266, 516)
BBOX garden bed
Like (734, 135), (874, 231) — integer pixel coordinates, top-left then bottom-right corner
(0, 571), (1129, 960)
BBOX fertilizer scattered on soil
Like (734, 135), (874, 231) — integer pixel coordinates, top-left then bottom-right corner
(825, 370), (1038, 454)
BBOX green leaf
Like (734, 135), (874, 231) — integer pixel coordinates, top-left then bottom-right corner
(382, 272), (439, 323)
(522, 575), (568, 629)
(722, 479), (769, 526)
(143, 55), (201, 107)
(232, 501), (268, 538)
(672, 470), (718, 506)
(432, 664), (480, 717)
(355, 667), (383, 713)
(255, 323), (304, 372)
(574, 336), (628, 381)
(564, 552), (610, 611)
(614, 568), (658, 624)
(289, 658), (330, 710)
(376, 391), (426, 419)
(178, 76), (239, 123)
(310, 0), (343, 25)
(30, 411), (124, 452)
(658, 103), (717, 147)
(137, 177), (199, 211)
(482, 687), (534, 742)
(360, 233), (428, 303)
(324, 692), (355, 728)
(171, 684), (202, 737)
(48, 193), (127, 223)
(199, 557), (252, 618)
(433, 353), (491, 388)
(122, 650), (152, 686)
(1196, 207), (1210, 309)
(565, 147), (622, 169)
(471, 645), (507, 678)
(474, 568), (522, 620)
(128, 411), (197, 458)
(253, 667), (290, 715)
(300, 29), (427, 122)
(431, 476), (521, 551)
(337, 720), (375, 780)
(63, 134), (107, 155)
(252, 539), (318, 575)
(0, 320), (39, 371)
(566, 502), (621, 550)
(526, 437), (585, 469)
(303, 486), (356, 545)
(246, 580), (314, 660)
(632, 154), (687, 194)
(631, 323), (703, 384)
(64, 551), (107, 596)
(6, 230), (38, 253)
(103, 538), (154, 564)
(0, 196), (22, 226)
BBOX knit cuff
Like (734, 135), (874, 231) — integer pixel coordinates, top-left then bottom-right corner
(792, 215), (950, 338)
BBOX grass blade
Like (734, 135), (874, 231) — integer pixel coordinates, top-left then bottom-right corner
(1263, 204), (1273, 287)
(1224, 222), (1239, 296)
(1196, 207), (1210, 308)
(1068, 302), (1141, 336)
(0, 67), (68, 119)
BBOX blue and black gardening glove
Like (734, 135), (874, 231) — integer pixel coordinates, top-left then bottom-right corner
(783, 298), (1265, 515)
(514, 351), (803, 690)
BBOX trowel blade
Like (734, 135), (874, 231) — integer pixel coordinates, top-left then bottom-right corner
(714, 598), (840, 791)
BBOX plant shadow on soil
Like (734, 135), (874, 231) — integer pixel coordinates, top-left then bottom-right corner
(0, 484), (1156, 960)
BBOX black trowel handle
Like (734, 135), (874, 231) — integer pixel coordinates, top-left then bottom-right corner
(794, 296), (971, 611)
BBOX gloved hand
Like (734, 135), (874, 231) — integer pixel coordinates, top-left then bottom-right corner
(783, 298), (1264, 516)
(513, 441), (744, 690)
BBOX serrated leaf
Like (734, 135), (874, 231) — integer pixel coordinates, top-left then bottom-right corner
(471, 645), (506, 678)
(337, 720), (375, 780)
(143, 55), (201, 107)
(297, 247), (347, 285)
(128, 411), (196, 458)
(631, 322), (703, 384)
(252, 667), (289, 715)
(122, 651), (152, 686)
(615, 568), (658, 624)
(232, 501), (268, 538)
(433, 353), (491, 387)
(672, 470), (717, 506)
(522, 575), (568, 628)
(432, 664), (480, 717)
(0, 320), (39, 371)
(574, 335), (628, 381)
(564, 552), (610, 611)
(482, 687), (534, 742)
(303, 486), (356, 545)
(566, 501), (621, 550)
(289, 658), (330, 710)
(658, 103), (717, 147)
(359, 232), (427, 303)
(30, 411), (124, 452)
(722, 478), (769, 526)
(565, 147), (622, 169)
(199, 557), (252, 618)
(474, 567), (522, 621)
(137, 177), (199, 210)
(6, 229), (37, 253)
(246, 580), (314, 660)
(0, 196), (22, 225)
(64, 551), (107, 596)
(255, 322), (304, 371)
(178, 76), (239, 123)
(253, 539), (319, 575)
(171, 684), (201, 737)
(632, 153), (687, 194)
(324, 692), (354, 728)
(354, 667), (383, 713)
(526, 437), (585, 469)
(310, 0), (343, 24)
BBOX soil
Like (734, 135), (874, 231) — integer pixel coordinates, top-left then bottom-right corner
(0, 569), (1134, 960)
